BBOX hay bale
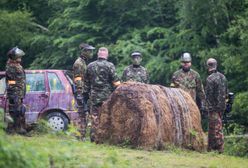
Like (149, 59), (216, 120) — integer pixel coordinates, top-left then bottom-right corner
(96, 82), (206, 151)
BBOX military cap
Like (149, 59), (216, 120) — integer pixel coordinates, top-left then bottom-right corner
(79, 43), (95, 50)
(131, 51), (142, 57)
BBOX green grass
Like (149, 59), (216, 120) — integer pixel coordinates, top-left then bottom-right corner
(0, 134), (247, 168)
(0, 109), (248, 168)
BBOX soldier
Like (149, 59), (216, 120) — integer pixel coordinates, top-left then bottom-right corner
(84, 47), (121, 142)
(122, 51), (149, 83)
(205, 58), (228, 153)
(72, 43), (95, 140)
(171, 52), (206, 110)
(5, 47), (26, 134)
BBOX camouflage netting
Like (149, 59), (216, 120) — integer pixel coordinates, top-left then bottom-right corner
(96, 82), (206, 151)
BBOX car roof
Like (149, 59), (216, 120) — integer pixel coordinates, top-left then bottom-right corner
(0, 69), (67, 75)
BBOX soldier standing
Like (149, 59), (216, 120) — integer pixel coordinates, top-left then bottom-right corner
(205, 58), (228, 153)
(73, 43), (95, 140)
(122, 51), (149, 83)
(84, 47), (120, 142)
(171, 52), (206, 110)
(5, 47), (26, 134)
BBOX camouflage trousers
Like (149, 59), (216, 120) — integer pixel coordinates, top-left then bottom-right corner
(77, 107), (88, 140)
(208, 111), (224, 153)
(7, 97), (26, 134)
(90, 104), (102, 142)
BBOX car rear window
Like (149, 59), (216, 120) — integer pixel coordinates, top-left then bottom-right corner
(26, 73), (45, 92)
(48, 72), (64, 91)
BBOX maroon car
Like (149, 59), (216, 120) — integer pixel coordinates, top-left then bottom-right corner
(0, 70), (80, 131)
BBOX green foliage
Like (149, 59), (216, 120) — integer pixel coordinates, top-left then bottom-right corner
(225, 136), (248, 157)
(1, 0), (248, 128)
(28, 120), (52, 135)
(224, 123), (248, 157)
(232, 92), (248, 127)
(1, 134), (248, 168)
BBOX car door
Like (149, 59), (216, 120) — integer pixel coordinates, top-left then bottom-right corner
(24, 72), (49, 124)
(0, 74), (6, 110)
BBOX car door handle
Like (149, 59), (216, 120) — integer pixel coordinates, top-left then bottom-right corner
(40, 93), (49, 98)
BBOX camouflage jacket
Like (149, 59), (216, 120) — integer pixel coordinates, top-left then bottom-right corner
(73, 57), (87, 93)
(122, 65), (149, 83)
(171, 69), (206, 104)
(205, 71), (228, 112)
(5, 59), (26, 98)
(84, 58), (119, 106)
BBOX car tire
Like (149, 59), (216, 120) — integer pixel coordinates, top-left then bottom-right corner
(46, 112), (69, 131)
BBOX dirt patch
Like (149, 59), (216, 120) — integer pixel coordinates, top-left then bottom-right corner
(96, 82), (206, 151)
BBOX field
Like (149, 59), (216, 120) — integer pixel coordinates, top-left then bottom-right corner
(0, 109), (248, 168)
(0, 133), (247, 168)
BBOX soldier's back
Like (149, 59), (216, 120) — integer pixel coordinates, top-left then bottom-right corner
(87, 59), (115, 90)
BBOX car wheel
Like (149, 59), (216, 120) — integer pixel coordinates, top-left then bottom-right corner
(46, 112), (69, 131)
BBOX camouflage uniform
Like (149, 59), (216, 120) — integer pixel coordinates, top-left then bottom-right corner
(122, 65), (149, 83)
(171, 69), (206, 104)
(73, 57), (87, 139)
(84, 58), (119, 141)
(206, 71), (228, 152)
(6, 58), (26, 133)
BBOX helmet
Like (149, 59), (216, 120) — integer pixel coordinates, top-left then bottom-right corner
(206, 58), (217, 70)
(131, 51), (142, 57)
(79, 43), (95, 50)
(7, 47), (25, 60)
(180, 52), (191, 62)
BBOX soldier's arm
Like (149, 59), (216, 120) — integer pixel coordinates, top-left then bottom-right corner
(73, 62), (84, 91)
(205, 78), (215, 112)
(110, 64), (121, 87)
(121, 69), (127, 82)
(216, 76), (228, 111)
(145, 69), (149, 84)
(6, 66), (17, 85)
(170, 72), (178, 87)
(196, 73), (206, 107)
(84, 67), (91, 94)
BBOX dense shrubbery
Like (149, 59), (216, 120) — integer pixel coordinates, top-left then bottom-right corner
(224, 123), (248, 157)
(232, 92), (248, 129)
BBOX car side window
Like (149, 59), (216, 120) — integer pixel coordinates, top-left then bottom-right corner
(26, 73), (45, 92)
(48, 73), (64, 91)
(0, 77), (6, 94)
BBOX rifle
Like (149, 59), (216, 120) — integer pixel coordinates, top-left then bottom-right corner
(223, 92), (234, 134)
(83, 93), (89, 113)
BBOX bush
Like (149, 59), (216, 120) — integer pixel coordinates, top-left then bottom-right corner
(232, 92), (248, 128)
(224, 123), (248, 157)
(225, 136), (248, 157)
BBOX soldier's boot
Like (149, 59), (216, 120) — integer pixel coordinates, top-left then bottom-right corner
(90, 113), (99, 142)
(6, 111), (16, 134)
(6, 123), (15, 134)
(16, 117), (27, 135)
